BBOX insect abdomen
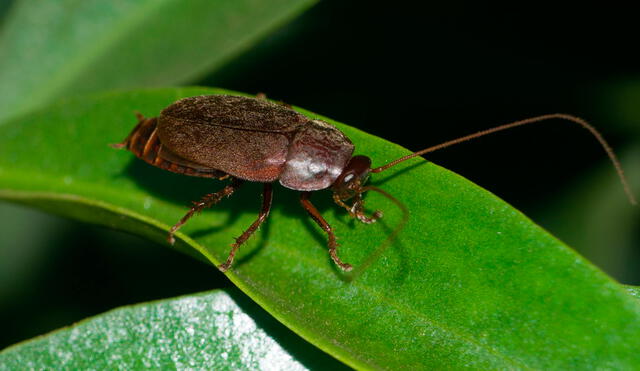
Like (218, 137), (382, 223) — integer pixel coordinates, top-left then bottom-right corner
(120, 116), (225, 179)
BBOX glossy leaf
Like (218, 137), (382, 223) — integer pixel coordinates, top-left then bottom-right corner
(0, 0), (315, 123)
(0, 288), (344, 370)
(1, 88), (640, 369)
(626, 285), (640, 300)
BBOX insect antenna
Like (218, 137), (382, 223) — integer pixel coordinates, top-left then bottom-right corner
(370, 113), (637, 205)
(346, 185), (409, 281)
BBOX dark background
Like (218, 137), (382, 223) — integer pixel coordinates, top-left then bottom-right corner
(2, 2), (639, 348)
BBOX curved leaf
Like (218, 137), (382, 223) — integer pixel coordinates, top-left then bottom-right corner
(1, 88), (639, 369)
(0, 0), (315, 123)
(533, 145), (640, 281)
(0, 289), (345, 370)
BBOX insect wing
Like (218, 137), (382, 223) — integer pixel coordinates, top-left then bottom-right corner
(160, 95), (308, 133)
(157, 114), (292, 182)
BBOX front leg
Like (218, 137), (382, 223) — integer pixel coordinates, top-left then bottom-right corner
(300, 192), (353, 272)
(332, 193), (382, 224)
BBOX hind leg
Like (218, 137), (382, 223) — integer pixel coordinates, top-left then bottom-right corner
(168, 178), (243, 244)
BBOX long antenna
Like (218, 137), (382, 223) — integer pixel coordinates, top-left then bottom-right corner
(370, 113), (637, 205)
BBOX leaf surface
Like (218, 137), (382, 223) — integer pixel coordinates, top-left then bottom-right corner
(626, 285), (640, 300)
(1, 88), (640, 369)
(0, 289), (345, 370)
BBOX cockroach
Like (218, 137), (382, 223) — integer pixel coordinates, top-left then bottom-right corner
(111, 94), (636, 272)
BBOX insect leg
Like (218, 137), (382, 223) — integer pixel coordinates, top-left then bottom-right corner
(333, 193), (382, 224)
(218, 183), (273, 272)
(300, 192), (353, 272)
(167, 178), (243, 244)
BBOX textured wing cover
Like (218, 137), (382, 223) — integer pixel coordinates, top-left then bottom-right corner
(160, 95), (309, 133)
(158, 117), (291, 182)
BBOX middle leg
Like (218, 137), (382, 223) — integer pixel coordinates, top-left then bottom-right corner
(218, 183), (273, 272)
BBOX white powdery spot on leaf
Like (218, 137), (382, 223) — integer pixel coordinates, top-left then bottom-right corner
(0, 291), (310, 370)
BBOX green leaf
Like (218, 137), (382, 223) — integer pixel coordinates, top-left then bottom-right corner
(625, 285), (640, 300)
(0, 288), (345, 370)
(532, 145), (640, 282)
(1, 88), (640, 369)
(535, 77), (640, 282)
(0, 0), (315, 123)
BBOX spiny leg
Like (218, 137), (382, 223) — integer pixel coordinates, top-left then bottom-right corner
(300, 192), (353, 272)
(219, 183), (273, 272)
(168, 178), (243, 244)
